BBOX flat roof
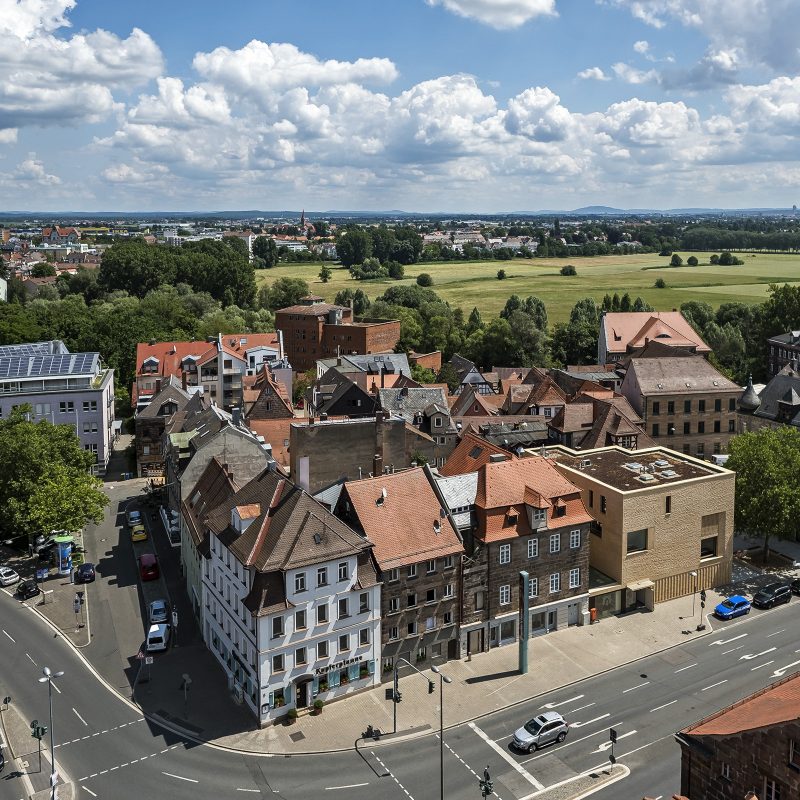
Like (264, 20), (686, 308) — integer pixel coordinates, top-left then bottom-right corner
(537, 444), (728, 491)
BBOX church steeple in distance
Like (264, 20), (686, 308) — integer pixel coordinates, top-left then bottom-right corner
(300, 209), (305, 229)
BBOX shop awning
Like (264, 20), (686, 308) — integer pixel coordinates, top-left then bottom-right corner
(627, 579), (654, 592)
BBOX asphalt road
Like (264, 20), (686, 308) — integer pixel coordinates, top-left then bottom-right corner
(3, 552), (800, 800)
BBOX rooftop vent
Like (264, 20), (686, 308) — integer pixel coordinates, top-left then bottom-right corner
(489, 453), (507, 463)
(660, 469), (678, 478)
(376, 487), (387, 507)
(313, 532), (322, 545)
(653, 459), (670, 468)
(638, 473), (656, 483)
(624, 462), (643, 472)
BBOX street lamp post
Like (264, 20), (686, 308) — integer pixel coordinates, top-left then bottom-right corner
(431, 665), (452, 800)
(38, 667), (63, 800)
(691, 571), (698, 619)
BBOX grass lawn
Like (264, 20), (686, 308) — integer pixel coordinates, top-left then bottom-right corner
(257, 252), (800, 324)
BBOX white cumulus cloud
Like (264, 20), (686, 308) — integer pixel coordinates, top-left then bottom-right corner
(577, 67), (610, 81)
(425, 0), (556, 29)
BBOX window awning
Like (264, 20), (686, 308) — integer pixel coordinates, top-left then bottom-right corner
(627, 579), (654, 592)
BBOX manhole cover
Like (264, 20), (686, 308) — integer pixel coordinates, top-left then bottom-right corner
(289, 731), (305, 742)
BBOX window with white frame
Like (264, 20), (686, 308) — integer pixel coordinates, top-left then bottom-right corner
(528, 577), (538, 598)
(569, 568), (580, 588)
(359, 592), (369, 614)
(317, 566), (328, 586)
(295, 609), (306, 630)
(499, 584), (511, 605)
(271, 616), (283, 638)
(499, 544), (511, 564)
(550, 573), (560, 593)
(528, 538), (538, 559)
(790, 739), (800, 770)
(570, 529), (581, 549)
(408, 563), (417, 578)
(272, 653), (284, 672)
(407, 621), (417, 635)
(443, 583), (454, 598)
(359, 628), (370, 646)
(720, 762), (731, 780)
(549, 534), (560, 553)
(295, 647), (307, 665)
(426, 588), (436, 604)
(389, 626), (399, 640)
(338, 598), (349, 619)
(425, 616), (435, 631)
(427, 559), (436, 574)
(338, 634), (349, 652)
(294, 572), (306, 593)
(388, 567), (399, 581)
(532, 507), (546, 523)
(443, 555), (453, 569)
(317, 604), (328, 624)
(763, 778), (781, 800)
(443, 611), (452, 625)
(389, 597), (400, 613)
(338, 562), (349, 581)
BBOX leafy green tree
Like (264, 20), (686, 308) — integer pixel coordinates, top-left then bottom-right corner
(319, 265), (332, 283)
(411, 364), (436, 384)
(497, 269), (507, 280)
(437, 362), (460, 393)
(336, 226), (372, 268)
(601, 294), (613, 311)
(334, 288), (371, 316)
(709, 254), (720, 265)
(611, 292), (621, 311)
(264, 277), (310, 311)
(719, 251), (744, 266)
(378, 285), (438, 309)
(0, 407), (108, 540)
(32, 262), (57, 277)
(670, 254), (683, 267)
(550, 320), (597, 366)
(466, 307), (483, 335)
(726, 427), (800, 562)
(687, 256), (699, 266)
(654, 278), (667, 288)
(387, 261), (405, 280)
(632, 296), (653, 312)
(680, 301), (715, 334)
(417, 273), (433, 287)
(620, 292), (632, 312)
(350, 257), (387, 280)
(253, 236), (279, 267)
(560, 264), (577, 276)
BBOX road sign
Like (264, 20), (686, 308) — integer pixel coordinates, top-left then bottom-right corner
(172, 610), (179, 628)
(2, 696), (10, 707)
(136, 650), (144, 660)
(73, 599), (80, 614)
(145, 656), (154, 665)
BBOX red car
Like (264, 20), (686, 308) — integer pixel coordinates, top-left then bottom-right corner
(139, 553), (159, 582)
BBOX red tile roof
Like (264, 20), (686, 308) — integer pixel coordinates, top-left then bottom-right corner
(681, 672), (800, 736)
(438, 430), (511, 477)
(342, 467), (463, 569)
(602, 312), (710, 356)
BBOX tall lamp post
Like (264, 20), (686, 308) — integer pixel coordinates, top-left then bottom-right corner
(38, 667), (63, 800)
(431, 665), (452, 800)
(691, 570), (698, 619)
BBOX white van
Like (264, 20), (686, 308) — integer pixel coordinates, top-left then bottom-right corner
(146, 623), (170, 652)
(710, 454), (730, 466)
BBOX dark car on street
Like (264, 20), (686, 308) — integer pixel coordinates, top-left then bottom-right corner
(752, 582), (792, 609)
(16, 579), (41, 600)
(75, 563), (96, 583)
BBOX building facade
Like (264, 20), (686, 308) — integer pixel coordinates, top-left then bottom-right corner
(545, 444), (734, 618)
(0, 341), (115, 474)
(767, 330), (800, 377)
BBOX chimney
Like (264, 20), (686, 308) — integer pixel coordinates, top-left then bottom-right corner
(373, 453), (383, 477)
(381, 365), (385, 388)
(489, 453), (507, 463)
(320, 412), (328, 421)
(232, 407), (242, 427)
(400, 386), (408, 397)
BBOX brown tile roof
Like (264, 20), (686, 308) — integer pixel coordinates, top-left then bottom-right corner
(276, 302), (346, 315)
(602, 312), (710, 355)
(205, 469), (370, 573)
(341, 467), (463, 569)
(450, 386), (503, 417)
(681, 672), (800, 736)
(438, 430), (512, 477)
(181, 457), (240, 552)
(626, 355), (741, 394)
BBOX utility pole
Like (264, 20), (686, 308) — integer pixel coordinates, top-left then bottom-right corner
(38, 667), (63, 800)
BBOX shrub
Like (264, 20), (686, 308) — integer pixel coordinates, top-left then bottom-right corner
(416, 273), (433, 287)
(560, 264), (577, 276)
(719, 251), (744, 266)
(497, 269), (507, 280)
(654, 278), (666, 288)
(287, 707), (298, 721)
(687, 256), (698, 266)
(659, 248), (672, 257)
(387, 261), (405, 280)
(710, 254), (720, 265)
(670, 254), (683, 267)
(313, 699), (324, 712)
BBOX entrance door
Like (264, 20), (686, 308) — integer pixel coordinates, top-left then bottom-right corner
(467, 629), (483, 656)
(547, 610), (557, 631)
(296, 681), (309, 708)
(568, 603), (579, 626)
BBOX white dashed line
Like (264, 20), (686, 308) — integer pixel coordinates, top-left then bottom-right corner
(767, 629), (785, 637)
(235, 790), (260, 794)
(162, 772), (198, 783)
(26, 653), (37, 665)
(674, 663), (697, 673)
(752, 661), (775, 671)
(702, 680), (728, 691)
(373, 753), (416, 800)
(82, 788), (97, 797)
(650, 700), (678, 713)
(622, 681), (650, 693)
(73, 708), (89, 726)
(325, 784), (369, 790)
(2, 630), (16, 643)
(720, 645), (745, 655)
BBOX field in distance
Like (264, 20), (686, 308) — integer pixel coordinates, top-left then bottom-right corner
(256, 252), (800, 324)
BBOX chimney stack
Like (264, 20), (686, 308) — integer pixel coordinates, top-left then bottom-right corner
(373, 453), (383, 478)
(232, 407), (242, 427)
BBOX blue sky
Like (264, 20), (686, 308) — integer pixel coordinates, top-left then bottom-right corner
(1, 0), (798, 211)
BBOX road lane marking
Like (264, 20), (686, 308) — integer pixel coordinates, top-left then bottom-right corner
(751, 661), (775, 671)
(325, 784), (369, 790)
(162, 772), (198, 783)
(650, 700), (678, 713)
(592, 730), (636, 753)
(236, 790), (260, 793)
(702, 680), (728, 691)
(372, 752), (417, 800)
(721, 645), (745, 655)
(766, 629), (785, 637)
(773, 659), (800, 677)
(73, 708), (89, 726)
(674, 663), (697, 673)
(468, 721), (545, 790)
(740, 647), (777, 660)
(570, 713), (610, 728)
(2, 629), (15, 643)
(82, 788), (97, 797)
(26, 653), (37, 665)
(542, 695), (584, 710)
(51, 681), (61, 694)
(570, 702), (596, 714)
(523, 725), (616, 762)
(709, 633), (747, 646)
(622, 681), (650, 693)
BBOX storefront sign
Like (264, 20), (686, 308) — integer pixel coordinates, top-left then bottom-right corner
(314, 656), (363, 676)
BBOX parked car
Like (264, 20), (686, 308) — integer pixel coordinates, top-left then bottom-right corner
(139, 553), (159, 582)
(512, 711), (569, 753)
(149, 599), (169, 625)
(145, 623), (170, 652)
(752, 582), (792, 609)
(75, 563), (95, 583)
(16, 579), (41, 600)
(126, 508), (142, 527)
(0, 566), (20, 586)
(130, 524), (148, 543)
(714, 594), (751, 620)
(791, 578), (800, 596)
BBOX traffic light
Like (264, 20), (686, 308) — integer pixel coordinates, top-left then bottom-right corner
(428, 681), (434, 694)
(480, 767), (494, 797)
(609, 728), (617, 743)
(395, 690), (402, 703)
(700, 589), (707, 602)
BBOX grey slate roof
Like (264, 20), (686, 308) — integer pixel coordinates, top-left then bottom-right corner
(751, 365), (800, 427)
(318, 352), (410, 376)
(137, 378), (193, 419)
(626, 356), (740, 394)
(378, 387), (449, 423)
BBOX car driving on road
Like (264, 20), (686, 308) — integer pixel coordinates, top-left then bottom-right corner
(713, 594), (751, 620)
(752, 582), (792, 609)
(511, 711), (569, 753)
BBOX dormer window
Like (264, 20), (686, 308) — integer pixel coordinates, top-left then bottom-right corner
(531, 507), (546, 523)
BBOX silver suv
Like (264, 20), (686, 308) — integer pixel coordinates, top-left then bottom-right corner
(512, 711), (569, 753)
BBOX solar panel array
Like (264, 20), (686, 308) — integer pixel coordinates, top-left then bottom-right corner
(0, 352), (99, 379)
(0, 341), (61, 358)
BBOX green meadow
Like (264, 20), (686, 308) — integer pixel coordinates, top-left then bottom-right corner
(257, 252), (800, 324)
